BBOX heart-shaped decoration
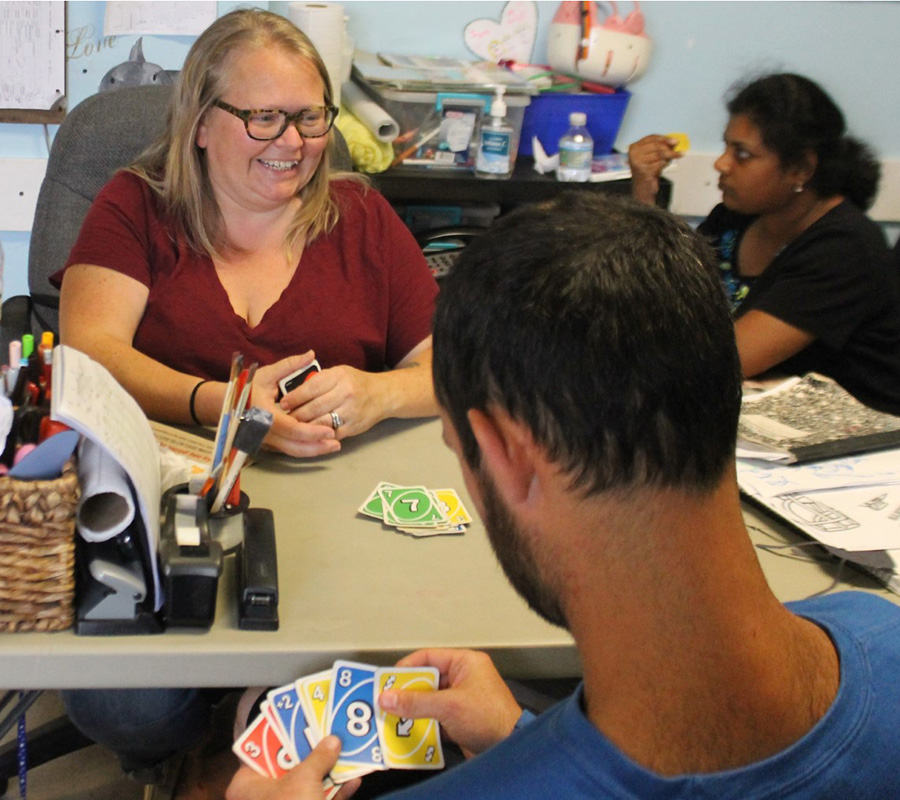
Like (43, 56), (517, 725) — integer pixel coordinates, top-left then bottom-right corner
(464, 1), (538, 63)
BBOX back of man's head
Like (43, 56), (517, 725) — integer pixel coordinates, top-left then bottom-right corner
(432, 193), (742, 496)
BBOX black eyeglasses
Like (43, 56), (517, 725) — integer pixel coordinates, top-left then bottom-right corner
(213, 100), (338, 140)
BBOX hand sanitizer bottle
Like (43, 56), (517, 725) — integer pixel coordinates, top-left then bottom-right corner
(475, 86), (514, 180)
(557, 112), (593, 182)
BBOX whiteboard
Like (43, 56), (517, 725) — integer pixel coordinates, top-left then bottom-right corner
(0, 1), (65, 114)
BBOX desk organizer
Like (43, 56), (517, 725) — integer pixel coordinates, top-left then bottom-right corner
(0, 460), (80, 632)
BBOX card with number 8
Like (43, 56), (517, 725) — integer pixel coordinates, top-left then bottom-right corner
(326, 660), (388, 771)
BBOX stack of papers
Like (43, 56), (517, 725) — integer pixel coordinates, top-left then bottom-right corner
(352, 51), (535, 94)
(737, 449), (900, 593)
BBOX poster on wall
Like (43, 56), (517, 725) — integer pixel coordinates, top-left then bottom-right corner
(104, 1), (215, 37)
(0, 1), (65, 118)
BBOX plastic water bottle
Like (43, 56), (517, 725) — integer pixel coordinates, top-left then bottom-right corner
(556, 112), (593, 182)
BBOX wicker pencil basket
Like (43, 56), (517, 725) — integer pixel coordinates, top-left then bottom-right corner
(0, 460), (80, 633)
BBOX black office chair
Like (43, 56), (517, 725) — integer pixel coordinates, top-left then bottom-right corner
(0, 83), (353, 792)
(0, 83), (352, 350)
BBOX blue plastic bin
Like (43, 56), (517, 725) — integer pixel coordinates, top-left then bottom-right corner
(518, 89), (631, 156)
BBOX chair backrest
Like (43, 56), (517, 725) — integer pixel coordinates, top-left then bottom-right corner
(27, 84), (352, 337)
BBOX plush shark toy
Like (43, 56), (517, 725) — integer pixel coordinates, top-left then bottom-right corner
(98, 38), (177, 93)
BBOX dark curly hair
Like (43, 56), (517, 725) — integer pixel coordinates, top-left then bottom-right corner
(727, 73), (880, 210)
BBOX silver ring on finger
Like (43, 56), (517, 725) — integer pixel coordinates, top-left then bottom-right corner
(330, 411), (344, 429)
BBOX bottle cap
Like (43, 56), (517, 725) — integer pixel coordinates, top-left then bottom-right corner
(491, 85), (507, 118)
(569, 112), (587, 126)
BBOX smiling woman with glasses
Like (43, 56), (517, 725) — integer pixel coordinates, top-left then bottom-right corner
(52, 8), (439, 779)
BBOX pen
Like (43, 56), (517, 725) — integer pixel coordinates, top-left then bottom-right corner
(578, 0), (591, 62)
(218, 365), (250, 480)
(211, 352), (243, 472)
(210, 407), (273, 513)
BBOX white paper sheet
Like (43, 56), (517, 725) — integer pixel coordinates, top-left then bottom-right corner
(747, 483), (900, 552)
(103, 1), (215, 36)
(51, 346), (162, 610)
(737, 450), (900, 500)
(0, 2), (65, 111)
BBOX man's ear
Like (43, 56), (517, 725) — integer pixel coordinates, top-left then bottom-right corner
(468, 408), (537, 506)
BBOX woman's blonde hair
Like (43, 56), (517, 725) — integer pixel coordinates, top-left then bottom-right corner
(129, 8), (353, 256)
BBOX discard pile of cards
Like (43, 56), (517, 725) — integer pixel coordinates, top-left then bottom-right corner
(233, 660), (445, 793)
(359, 482), (472, 537)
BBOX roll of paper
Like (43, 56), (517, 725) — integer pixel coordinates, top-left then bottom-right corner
(289, 2), (346, 107)
(77, 437), (136, 542)
(341, 81), (399, 143)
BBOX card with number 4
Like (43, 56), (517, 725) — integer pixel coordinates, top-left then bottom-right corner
(375, 667), (444, 770)
(327, 660), (388, 771)
(297, 670), (332, 745)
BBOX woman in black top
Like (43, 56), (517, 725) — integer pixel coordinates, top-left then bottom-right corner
(629, 73), (900, 415)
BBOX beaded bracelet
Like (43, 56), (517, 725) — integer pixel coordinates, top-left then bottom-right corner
(189, 379), (209, 426)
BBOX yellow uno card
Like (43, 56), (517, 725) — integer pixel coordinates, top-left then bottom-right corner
(297, 671), (332, 743)
(375, 667), (445, 770)
(666, 132), (690, 153)
(433, 489), (472, 526)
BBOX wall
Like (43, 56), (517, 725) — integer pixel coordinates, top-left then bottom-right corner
(2, 1), (899, 301)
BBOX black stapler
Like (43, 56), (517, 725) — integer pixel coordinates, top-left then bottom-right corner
(238, 508), (279, 631)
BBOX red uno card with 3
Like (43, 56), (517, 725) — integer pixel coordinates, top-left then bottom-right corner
(233, 710), (297, 778)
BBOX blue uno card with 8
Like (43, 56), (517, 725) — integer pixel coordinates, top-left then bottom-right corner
(327, 660), (386, 769)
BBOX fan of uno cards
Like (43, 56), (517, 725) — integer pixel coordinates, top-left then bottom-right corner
(233, 660), (444, 787)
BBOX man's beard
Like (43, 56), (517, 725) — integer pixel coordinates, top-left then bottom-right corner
(475, 466), (569, 630)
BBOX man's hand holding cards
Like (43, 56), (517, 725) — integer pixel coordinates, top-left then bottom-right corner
(233, 659), (445, 791)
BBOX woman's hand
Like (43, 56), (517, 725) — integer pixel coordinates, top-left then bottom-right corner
(280, 339), (438, 441)
(628, 135), (684, 205)
(378, 649), (522, 759)
(251, 353), (341, 457)
(226, 737), (359, 800)
(281, 365), (384, 440)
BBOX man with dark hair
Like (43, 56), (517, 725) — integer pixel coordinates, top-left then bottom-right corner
(227, 194), (900, 800)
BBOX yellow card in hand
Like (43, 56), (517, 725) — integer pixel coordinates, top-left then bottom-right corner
(375, 667), (445, 770)
(666, 132), (690, 153)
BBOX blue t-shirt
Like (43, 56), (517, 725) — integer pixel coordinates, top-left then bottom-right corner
(386, 592), (900, 799)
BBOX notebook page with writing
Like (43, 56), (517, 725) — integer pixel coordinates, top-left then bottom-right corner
(50, 345), (162, 610)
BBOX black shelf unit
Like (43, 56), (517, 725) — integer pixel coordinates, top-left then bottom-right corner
(370, 157), (672, 214)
